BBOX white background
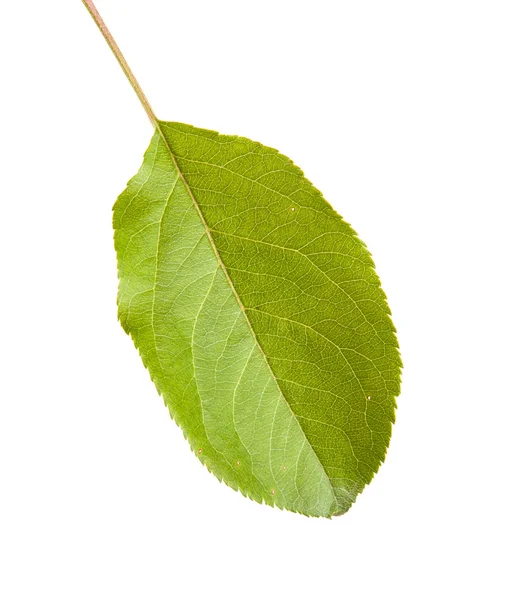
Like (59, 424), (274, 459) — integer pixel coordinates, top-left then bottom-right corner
(1, 1), (513, 598)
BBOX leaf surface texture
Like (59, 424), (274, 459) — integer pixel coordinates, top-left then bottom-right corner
(114, 122), (401, 517)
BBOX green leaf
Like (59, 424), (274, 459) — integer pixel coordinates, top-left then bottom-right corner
(114, 122), (401, 517)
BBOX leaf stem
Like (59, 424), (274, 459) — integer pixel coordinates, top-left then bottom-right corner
(82, 0), (158, 127)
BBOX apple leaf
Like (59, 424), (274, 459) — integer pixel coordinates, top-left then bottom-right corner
(113, 121), (401, 517)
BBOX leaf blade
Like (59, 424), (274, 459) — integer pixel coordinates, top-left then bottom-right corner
(114, 123), (401, 517)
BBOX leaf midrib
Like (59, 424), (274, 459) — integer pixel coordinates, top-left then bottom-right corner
(153, 122), (339, 512)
